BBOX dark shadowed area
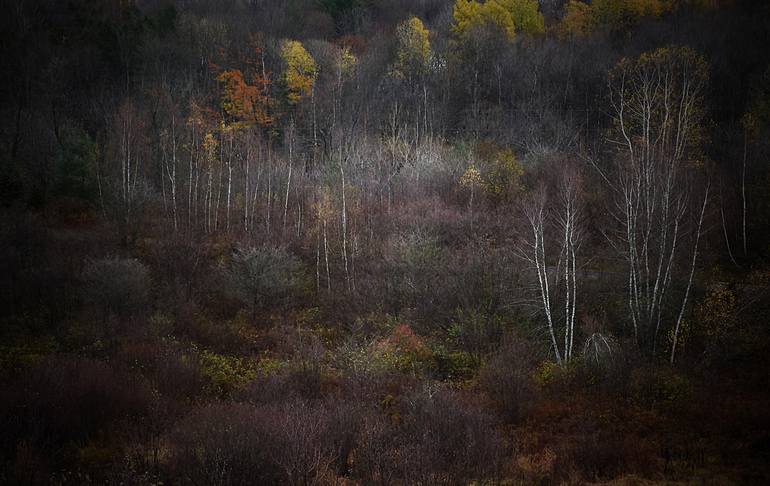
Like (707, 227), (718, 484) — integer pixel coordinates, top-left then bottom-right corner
(1, 0), (770, 484)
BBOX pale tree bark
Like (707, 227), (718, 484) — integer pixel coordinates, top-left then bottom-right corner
(316, 198), (321, 293)
(671, 184), (709, 365)
(555, 172), (582, 361)
(597, 47), (709, 355)
(225, 129), (233, 231)
(214, 130), (223, 231)
(284, 122), (294, 233)
(243, 141), (251, 233)
(517, 190), (562, 365)
(517, 171), (584, 364)
(340, 159), (350, 293)
(266, 138), (273, 237)
(162, 115), (178, 231)
(741, 128), (748, 256)
(324, 217), (331, 293)
(187, 122), (195, 231)
(115, 99), (144, 242)
(719, 183), (739, 267)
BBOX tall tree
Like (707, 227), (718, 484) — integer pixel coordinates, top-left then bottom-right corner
(592, 46), (710, 355)
(281, 40), (318, 105)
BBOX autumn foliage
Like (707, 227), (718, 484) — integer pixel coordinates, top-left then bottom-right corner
(1, 0), (770, 485)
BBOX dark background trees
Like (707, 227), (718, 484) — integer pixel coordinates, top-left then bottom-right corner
(1, 0), (770, 484)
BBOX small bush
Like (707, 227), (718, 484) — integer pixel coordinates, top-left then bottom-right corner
(630, 366), (693, 412)
(199, 350), (260, 398)
(81, 257), (151, 318)
(0, 355), (153, 478)
(372, 324), (434, 375)
(167, 400), (343, 485)
(115, 338), (204, 401)
(166, 402), (280, 485)
(353, 388), (507, 484)
(480, 339), (537, 423)
(432, 346), (476, 380)
(223, 245), (307, 319)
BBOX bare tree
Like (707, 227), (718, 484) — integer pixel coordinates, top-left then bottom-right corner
(671, 183), (709, 364)
(515, 169), (584, 364)
(595, 46), (710, 355)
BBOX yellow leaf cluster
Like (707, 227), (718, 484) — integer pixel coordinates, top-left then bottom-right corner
(460, 164), (483, 188)
(281, 40), (317, 105)
(481, 148), (524, 200)
(452, 0), (544, 41)
(498, 0), (545, 35)
(203, 132), (218, 165)
(467, 142), (525, 201)
(560, 0), (676, 36)
(394, 16), (432, 78)
(338, 45), (357, 76)
(561, 0), (592, 37)
(695, 286), (737, 338)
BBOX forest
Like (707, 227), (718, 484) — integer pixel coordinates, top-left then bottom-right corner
(1, 0), (770, 484)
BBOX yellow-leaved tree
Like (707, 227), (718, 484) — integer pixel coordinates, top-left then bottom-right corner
(281, 40), (318, 105)
(498, 0), (545, 35)
(337, 45), (357, 78)
(393, 16), (432, 80)
(451, 0), (543, 41)
(560, 0), (593, 37)
(590, 0), (671, 32)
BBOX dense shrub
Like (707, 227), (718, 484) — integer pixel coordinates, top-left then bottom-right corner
(353, 388), (507, 485)
(167, 400), (348, 485)
(480, 338), (539, 423)
(81, 257), (152, 318)
(166, 402), (280, 485)
(223, 245), (307, 319)
(0, 355), (153, 479)
(630, 365), (693, 412)
(114, 339), (204, 401)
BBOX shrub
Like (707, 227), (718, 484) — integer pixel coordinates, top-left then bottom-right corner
(167, 400), (343, 486)
(81, 257), (151, 319)
(224, 245), (307, 319)
(448, 307), (508, 364)
(115, 338), (204, 401)
(240, 366), (321, 404)
(479, 339), (538, 423)
(630, 366), (693, 412)
(582, 332), (617, 368)
(166, 403), (280, 485)
(353, 388), (507, 484)
(372, 324), (434, 375)
(0, 355), (152, 479)
(52, 128), (99, 210)
(143, 236), (210, 305)
(431, 346), (476, 380)
(198, 350), (259, 398)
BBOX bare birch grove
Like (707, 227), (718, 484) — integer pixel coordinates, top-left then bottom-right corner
(597, 46), (710, 354)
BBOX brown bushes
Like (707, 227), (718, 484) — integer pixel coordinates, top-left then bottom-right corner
(352, 388), (508, 485)
(166, 400), (351, 486)
(0, 355), (154, 480)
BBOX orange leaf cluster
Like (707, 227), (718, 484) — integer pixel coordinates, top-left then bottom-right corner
(216, 47), (273, 129)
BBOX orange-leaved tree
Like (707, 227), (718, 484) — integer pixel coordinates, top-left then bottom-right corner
(215, 39), (273, 129)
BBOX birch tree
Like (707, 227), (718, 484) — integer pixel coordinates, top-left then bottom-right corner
(596, 46), (709, 355)
(160, 114), (179, 232)
(515, 169), (584, 364)
(108, 99), (148, 244)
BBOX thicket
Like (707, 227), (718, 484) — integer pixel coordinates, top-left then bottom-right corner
(1, 0), (770, 484)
